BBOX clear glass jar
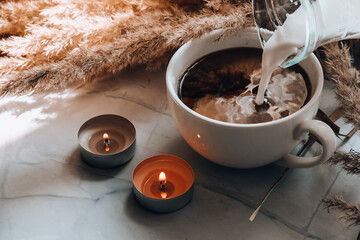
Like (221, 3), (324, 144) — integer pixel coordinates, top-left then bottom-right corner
(252, 0), (360, 68)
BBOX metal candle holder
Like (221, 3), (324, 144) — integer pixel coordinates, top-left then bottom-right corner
(78, 114), (136, 169)
(132, 155), (195, 213)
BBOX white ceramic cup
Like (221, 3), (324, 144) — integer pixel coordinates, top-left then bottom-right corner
(166, 28), (336, 168)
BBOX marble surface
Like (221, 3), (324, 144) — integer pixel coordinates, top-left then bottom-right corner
(0, 67), (359, 240)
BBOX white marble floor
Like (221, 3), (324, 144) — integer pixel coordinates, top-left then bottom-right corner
(0, 67), (359, 240)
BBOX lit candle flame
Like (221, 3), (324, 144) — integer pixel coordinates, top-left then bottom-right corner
(159, 171), (166, 183)
(103, 133), (110, 152)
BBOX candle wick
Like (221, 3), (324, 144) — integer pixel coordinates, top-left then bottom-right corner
(104, 138), (110, 152)
(160, 181), (167, 192)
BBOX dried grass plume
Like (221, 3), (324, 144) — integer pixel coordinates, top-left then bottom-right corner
(322, 196), (360, 227)
(328, 150), (360, 176)
(0, 0), (253, 95)
(322, 42), (360, 128)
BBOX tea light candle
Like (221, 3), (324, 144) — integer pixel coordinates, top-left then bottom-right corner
(78, 114), (136, 169)
(132, 155), (195, 213)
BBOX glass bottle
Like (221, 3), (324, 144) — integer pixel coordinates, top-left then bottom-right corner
(252, 0), (360, 68)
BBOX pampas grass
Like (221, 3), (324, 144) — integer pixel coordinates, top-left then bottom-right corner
(322, 196), (360, 227)
(0, 0), (253, 95)
(328, 150), (360, 176)
(322, 42), (360, 227)
(322, 42), (360, 128)
(324, 150), (360, 226)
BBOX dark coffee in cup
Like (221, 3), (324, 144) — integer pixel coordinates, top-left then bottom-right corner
(178, 48), (311, 124)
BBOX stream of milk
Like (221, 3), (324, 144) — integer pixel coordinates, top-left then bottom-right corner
(254, 0), (360, 105)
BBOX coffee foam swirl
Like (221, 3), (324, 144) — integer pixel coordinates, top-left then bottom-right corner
(192, 67), (307, 124)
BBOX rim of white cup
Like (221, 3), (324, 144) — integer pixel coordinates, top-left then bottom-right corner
(166, 28), (324, 128)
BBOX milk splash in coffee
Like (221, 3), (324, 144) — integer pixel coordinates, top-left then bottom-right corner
(179, 48), (310, 124)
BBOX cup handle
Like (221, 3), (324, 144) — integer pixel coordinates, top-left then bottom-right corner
(276, 119), (337, 168)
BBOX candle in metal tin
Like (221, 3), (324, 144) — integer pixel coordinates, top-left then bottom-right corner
(132, 155), (195, 213)
(78, 114), (136, 169)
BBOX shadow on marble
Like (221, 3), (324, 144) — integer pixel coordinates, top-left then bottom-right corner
(123, 184), (304, 240)
(67, 149), (134, 181)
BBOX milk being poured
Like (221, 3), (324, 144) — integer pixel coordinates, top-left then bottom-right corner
(255, 7), (307, 105)
(255, 0), (360, 105)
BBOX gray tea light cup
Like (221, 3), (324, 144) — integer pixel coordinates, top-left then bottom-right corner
(78, 114), (136, 169)
(132, 155), (195, 213)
